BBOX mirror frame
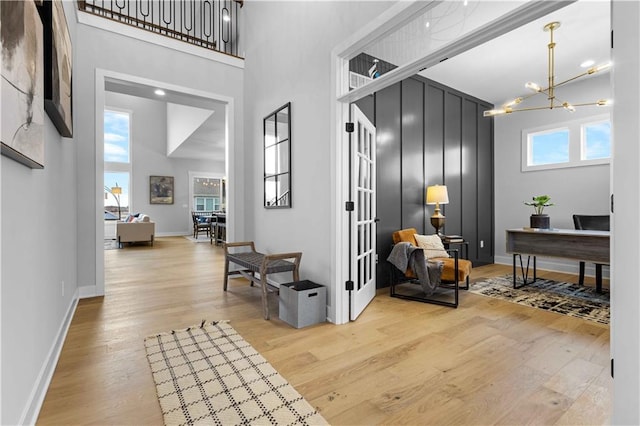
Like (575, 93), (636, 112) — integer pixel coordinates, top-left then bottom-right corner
(263, 102), (292, 208)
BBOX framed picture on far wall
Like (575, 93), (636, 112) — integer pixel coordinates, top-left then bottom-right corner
(150, 176), (174, 204)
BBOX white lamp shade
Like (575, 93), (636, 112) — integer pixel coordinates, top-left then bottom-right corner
(426, 185), (449, 205)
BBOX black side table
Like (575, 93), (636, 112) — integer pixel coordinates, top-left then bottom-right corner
(442, 239), (469, 260)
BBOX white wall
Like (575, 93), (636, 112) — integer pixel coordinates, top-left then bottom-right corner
(243, 1), (393, 322)
(1, 123), (78, 425)
(74, 16), (244, 292)
(105, 92), (223, 235)
(1, 6), (78, 424)
(494, 74), (611, 274)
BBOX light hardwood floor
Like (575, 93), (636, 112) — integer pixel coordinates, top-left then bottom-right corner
(37, 236), (611, 425)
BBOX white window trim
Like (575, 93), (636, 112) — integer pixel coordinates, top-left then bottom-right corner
(521, 113), (611, 172)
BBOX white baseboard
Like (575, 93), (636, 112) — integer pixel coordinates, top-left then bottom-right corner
(156, 231), (191, 237)
(19, 288), (79, 425)
(494, 255), (610, 279)
(78, 284), (99, 299)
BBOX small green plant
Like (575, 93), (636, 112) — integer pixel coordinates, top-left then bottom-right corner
(524, 195), (554, 215)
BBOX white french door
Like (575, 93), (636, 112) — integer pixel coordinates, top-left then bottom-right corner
(349, 105), (377, 320)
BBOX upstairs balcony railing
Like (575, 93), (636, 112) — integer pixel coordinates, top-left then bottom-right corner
(78, 0), (243, 58)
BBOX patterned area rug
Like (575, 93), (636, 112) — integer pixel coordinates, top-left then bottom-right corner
(469, 275), (610, 325)
(144, 320), (328, 426)
(184, 235), (210, 244)
(104, 239), (118, 250)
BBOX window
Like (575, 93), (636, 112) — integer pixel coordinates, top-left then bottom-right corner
(582, 120), (611, 160)
(104, 172), (130, 219)
(104, 108), (132, 218)
(193, 177), (224, 211)
(522, 114), (610, 171)
(195, 197), (219, 211)
(529, 129), (570, 166)
(104, 110), (130, 163)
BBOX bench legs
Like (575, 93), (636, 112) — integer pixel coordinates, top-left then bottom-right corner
(261, 273), (270, 320)
(223, 257), (229, 291)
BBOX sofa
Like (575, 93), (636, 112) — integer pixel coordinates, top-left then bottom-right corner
(116, 214), (155, 248)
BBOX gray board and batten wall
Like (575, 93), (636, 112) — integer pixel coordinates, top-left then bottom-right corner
(354, 74), (494, 288)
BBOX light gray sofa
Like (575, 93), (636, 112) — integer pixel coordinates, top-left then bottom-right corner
(116, 214), (155, 248)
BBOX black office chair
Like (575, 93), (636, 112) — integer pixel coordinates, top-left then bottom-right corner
(573, 214), (610, 286)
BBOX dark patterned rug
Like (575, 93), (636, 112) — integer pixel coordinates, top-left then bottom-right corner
(144, 320), (328, 426)
(469, 275), (609, 325)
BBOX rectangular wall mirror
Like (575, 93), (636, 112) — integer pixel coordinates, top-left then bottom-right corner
(264, 102), (291, 208)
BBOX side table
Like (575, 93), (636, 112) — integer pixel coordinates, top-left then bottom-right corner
(442, 239), (469, 260)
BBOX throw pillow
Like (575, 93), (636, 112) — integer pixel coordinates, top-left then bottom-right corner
(414, 234), (450, 259)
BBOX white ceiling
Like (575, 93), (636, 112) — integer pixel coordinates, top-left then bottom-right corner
(366, 0), (610, 106)
(103, 0), (610, 162)
(105, 79), (226, 162)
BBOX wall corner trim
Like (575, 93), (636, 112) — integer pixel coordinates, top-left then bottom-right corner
(19, 289), (80, 425)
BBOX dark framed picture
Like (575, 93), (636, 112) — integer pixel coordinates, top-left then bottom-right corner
(0, 0), (45, 168)
(150, 176), (174, 204)
(41, 0), (73, 137)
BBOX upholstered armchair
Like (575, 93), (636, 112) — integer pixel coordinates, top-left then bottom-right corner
(389, 228), (472, 307)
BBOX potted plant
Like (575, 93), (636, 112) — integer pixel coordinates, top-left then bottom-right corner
(524, 195), (554, 229)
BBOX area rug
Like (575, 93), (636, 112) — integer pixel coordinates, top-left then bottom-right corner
(144, 320), (328, 426)
(469, 276), (609, 325)
(104, 239), (118, 250)
(184, 235), (210, 243)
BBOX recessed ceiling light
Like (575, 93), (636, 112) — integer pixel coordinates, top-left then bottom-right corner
(463, 0), (468, 6)
(425, 21), (430, 29)
(580, 60), (595, 68)
(154, 89), (166, 96)
(223, 15), (231, 22)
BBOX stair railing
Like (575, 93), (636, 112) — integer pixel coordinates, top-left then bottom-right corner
(77, 0), (243, 58)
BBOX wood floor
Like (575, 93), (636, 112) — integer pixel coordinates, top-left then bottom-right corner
(37, 237), (611, 425)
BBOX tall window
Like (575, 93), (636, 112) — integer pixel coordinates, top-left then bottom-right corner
(104, 109), (131, 219)
(522, 114), (611, 172)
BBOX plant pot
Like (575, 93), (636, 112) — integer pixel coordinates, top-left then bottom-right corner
(530, 214), (550, 229)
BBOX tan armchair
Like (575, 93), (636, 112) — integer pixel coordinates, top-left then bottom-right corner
(116, 215), (155, 248)
(390, 228), (472, 307)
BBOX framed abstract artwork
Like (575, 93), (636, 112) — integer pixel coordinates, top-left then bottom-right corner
(42, 0), (73, 137)
(0, 0), (45, 168)
(150, 176), (174, 204)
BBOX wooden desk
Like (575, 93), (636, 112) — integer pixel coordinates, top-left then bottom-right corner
(506, 228), (610, 292)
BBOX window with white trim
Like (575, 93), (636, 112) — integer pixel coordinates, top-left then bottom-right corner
(104, 108), (132, 218)
(522, 114), (611, 172)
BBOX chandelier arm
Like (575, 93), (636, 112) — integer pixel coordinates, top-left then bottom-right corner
(501, 90), (542, 107)
(552, 71), (592, 89)
(506, 105), (562, 113)
(569, 101), (602, 107)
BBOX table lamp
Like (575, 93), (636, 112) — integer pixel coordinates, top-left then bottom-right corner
(426, 185), (449, 235)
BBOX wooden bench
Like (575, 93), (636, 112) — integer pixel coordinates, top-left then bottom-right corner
(224, 242), (302, 320)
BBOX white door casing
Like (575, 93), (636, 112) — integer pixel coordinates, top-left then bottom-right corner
(349, 104), (377, 320)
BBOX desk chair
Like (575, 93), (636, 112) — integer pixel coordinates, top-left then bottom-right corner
(573, 214), (609, 286)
